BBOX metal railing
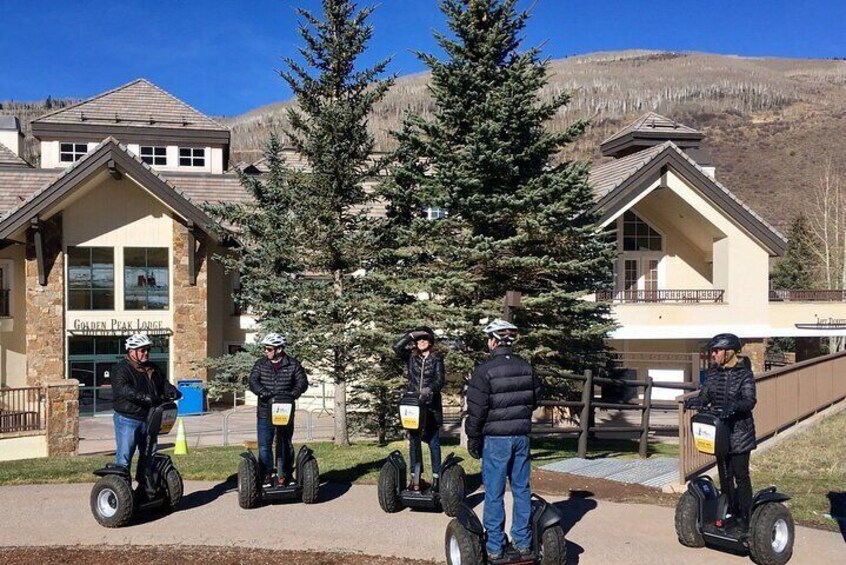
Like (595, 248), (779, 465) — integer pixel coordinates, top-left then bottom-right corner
(677, 349), (846, 482)
(596, 289), (725, 303)
(537, 369), (698, 458)
(769, 289), (846, 302)
(0, 386), (44, 433)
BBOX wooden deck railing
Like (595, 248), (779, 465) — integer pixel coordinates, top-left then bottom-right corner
(769, 289), (846, 302)
(677, 350), (846, 482)
(0, 386), (44, 433)
(596, 289), (724, 303)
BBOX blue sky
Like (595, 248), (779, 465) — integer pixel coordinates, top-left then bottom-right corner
(1, 0), (844, 117)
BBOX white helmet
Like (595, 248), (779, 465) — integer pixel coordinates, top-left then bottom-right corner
(261, 332), (288, 348)
(483, 319), (518, 345)
(125, 333), (153, 351)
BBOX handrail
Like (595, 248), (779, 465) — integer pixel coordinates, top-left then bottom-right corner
(596, 289), (724, 303)
(769, 289), (846, 302)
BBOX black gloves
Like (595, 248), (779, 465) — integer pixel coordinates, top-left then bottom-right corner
(684, 397), (702, 410)
(419, 387), (433, 403)
(137, 393), (153, 407)
(467, 437), (483, 460)
(259, 389), (274, 400)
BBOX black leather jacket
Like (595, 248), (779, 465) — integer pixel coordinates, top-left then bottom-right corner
(465, 346), (540, 438)
(392, 334), (445, 424)
(112, 358), (180, 421)
(248, 355), (309, 420)
(695, 357), (757, 454)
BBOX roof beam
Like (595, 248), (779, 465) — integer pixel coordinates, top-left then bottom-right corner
(30, 217), (46, 286)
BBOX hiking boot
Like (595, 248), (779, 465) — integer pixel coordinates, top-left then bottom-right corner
(419, 478), (431, 491)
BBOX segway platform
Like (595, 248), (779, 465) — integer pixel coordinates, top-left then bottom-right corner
(378, 449), (466, 516)
(238, 445), (320, 508)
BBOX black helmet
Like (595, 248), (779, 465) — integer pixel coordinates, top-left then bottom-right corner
(707, 333), (742, 352)
(412, 326), (435, 341)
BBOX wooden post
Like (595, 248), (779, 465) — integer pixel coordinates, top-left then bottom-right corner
(577, 369), (593, 458)
(502, 290), (522, 322)
(639, 377), (653, 458)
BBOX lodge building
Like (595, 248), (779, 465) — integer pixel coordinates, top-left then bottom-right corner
(0, 80), (844, 415)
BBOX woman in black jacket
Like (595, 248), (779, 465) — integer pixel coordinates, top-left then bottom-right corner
(690, 333), (757, 529)
(392, 326), (445, 491)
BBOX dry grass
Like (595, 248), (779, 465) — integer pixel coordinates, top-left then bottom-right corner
(751, 409), (846, 530)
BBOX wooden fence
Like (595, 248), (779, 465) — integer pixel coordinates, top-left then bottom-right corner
(537, 370), (698, 458)
(677, 349), (846, 483)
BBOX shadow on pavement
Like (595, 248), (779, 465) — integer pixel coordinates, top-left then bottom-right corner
(827, 491), (846, 544)
(177, 474), (237, 511)
(317, 481), (352, 503)
(321, 459), (385, 484)
(553, 490), (597, 564)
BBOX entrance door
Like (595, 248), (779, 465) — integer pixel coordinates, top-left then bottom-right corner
(69, 335), (169, 416)
(620, 257), (660, 301)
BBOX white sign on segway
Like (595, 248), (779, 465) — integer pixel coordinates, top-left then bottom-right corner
(400, 405), (421, 430)
(692, 422), (716, 455)
(272, 402), (293, 426)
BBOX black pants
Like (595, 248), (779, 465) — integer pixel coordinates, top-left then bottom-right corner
(257, 414), (295, 479)
(718, 452), (752, 521)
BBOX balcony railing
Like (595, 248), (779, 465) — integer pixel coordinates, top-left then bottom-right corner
(596, 289), (725, 303)
(0, 386), (44, 434)
(769, 289), (846, 302)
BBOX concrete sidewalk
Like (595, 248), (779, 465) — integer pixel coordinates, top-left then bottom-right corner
(0, 482), (841, 564)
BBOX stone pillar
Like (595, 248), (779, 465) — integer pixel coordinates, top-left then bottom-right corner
(741, 338), (765, 374)
(172, 219), (208, 381)
(25, 215), (65, 386)
(46, 379), (79, 456)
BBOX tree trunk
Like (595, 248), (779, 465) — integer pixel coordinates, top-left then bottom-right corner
(459, 371), (470, 449)
(334, 377), (350, 446)
(333, 268), (350, 447)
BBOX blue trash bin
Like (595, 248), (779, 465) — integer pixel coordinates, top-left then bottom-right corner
(177, 379), (205, 415)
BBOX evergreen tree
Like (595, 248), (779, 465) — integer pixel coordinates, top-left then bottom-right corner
(375, 0), (615, 375)
(771, 213), (817, 290)
(207, 0), (392, 446)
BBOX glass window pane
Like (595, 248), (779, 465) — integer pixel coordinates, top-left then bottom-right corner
(70, 362), (95, 388)
(194, 158), (205, 167)
(146, 248), (168, 267)
(91, 290), (114, 310)
(68, 290), (91, 310)
(179, 148), (190, 157)
(95, 337), (121, 356)
(155, 147), (166, 156)
(69, 337), (95, 356)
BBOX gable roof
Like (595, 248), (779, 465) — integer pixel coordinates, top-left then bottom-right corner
(0, 142), (30, 168)
(600, 112), (703, 157)
(0, 137), (221, 241)
(589, 141), (787, 256)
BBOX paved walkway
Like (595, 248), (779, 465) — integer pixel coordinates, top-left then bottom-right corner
(0, 482), (841, 563)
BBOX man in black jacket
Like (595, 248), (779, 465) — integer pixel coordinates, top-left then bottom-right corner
(465, 319), (541, 560)
(689, 332), (757, 530)
(112, 333), (180, 484)
(248, 332), (309, 485)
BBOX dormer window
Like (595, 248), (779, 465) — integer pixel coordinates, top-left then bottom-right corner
(179, 147), (205, 167)
(622, 211), (662, 251)
(140, 146), (167, 166)
(60, 143), (88, 163)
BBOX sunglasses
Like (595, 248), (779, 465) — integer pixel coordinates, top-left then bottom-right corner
(137, 348), (151, 354)
(264, 347), (276, 352)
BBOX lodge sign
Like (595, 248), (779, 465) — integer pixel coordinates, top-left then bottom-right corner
(795, 316), (846, 330)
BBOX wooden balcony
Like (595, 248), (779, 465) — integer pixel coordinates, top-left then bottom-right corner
(769, 289), (846, 302)
(596, 289), (725, 304)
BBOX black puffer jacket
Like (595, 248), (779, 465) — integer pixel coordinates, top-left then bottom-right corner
(695, 357), (757, 454)
(112, 359), (180, 421)
(392, 334), (446, 425)
(465, 347), (540, 438)
(248, 355), (309, 420)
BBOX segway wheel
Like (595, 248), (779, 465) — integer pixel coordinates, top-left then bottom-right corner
(440, 464), (466, 517)
(445, 517), (482, 565)
(749, 502), (794, 565)
(90, 475), (134, 528)
(377, 460), (403, 513)
(164, 467), (183, 510)
(538, 524), (568, 565)
(301, 457), (320, 504)
(674, 491), (705, 548)
(237, 457), (261, 509)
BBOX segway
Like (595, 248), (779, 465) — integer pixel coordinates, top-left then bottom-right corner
(378, 393), (466, 516)
(237, 396), (319, 508)
(90, 401), (183, 528)
(675, 406), (795, 565)
(444, 495), (568, 565)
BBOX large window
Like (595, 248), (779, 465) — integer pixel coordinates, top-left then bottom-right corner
(124, 248), (169, 310)
(68, 247), (114, 310)
(622, 211), (662, 251)
(60, 143), (88, 162)
(179, 147), (205, 167)
(140, 146), (167, 166)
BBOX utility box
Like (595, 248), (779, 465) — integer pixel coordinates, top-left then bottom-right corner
(177, 379), (205, 415)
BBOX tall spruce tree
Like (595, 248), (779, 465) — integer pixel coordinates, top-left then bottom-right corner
(207, 0), (392, 446)
(376, 0), (615, 374)
(771, 213), (817, 290)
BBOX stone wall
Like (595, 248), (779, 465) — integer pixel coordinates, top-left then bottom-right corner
(172, 219), (208, 381)
(25, 215), (65, 386)
(46, 379), (79, 456)
(741, 339), (765, 374)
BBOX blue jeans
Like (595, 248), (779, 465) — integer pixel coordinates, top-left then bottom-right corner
(114, 412), (155, 483)
(408, 416), (442, 482)
(482, 435), (532, 555)
(257, 414), (295, 478)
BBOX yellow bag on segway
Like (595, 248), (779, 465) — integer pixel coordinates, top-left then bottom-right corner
(399, 394), (427, 431)
(271, 402), (294, 426)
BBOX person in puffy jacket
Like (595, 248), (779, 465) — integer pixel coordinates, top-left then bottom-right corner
(111, 333), (181, 485)
(465, 319), (541, 561)
(688, 332), (757, 529)
(392, 326), (445, 491)
(248, 332), (309, 486)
